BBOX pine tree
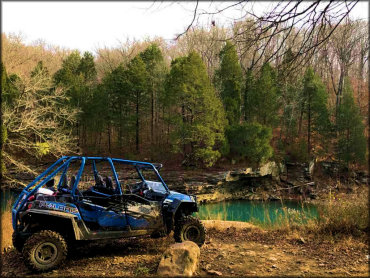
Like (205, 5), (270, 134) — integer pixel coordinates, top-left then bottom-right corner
(125, 56), (149, 154)
(302, 67), (331, 157)
(336, 78), (366, 166)
(216, 42), (243, 125)
(78, 52), (97, 83)
(53, 51), (97, 148)
(139, 44), (167, 146)
(165, 52), (227, 167)
(1, 63), (20, 107)
(248, 63), (279, 127)
(243, 69), (255, 122)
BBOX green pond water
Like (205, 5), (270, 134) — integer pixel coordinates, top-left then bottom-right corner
(197, 199), (318, 226)
(2, 190), (318, 226)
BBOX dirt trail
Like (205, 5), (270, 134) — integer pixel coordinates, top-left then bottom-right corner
(1, 221), (368, 277)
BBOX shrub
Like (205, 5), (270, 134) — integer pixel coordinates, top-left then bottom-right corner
(316, 190), (368, 236)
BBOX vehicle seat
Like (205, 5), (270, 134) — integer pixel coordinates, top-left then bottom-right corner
(59, 175), (72, 194)
(70, 175), (76, 189)
(104, 176), (113, 190)
(96, 175), (105, 188)
(60, 174), (68, 189)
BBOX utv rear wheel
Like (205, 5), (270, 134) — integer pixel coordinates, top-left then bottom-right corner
(174, 216), (206, 246)
(12, 232), (25, 253)
(22, 230), (67, 272)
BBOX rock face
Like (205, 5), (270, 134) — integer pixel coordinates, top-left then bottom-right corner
(225, 161), (285, 182)
(157, 241), (200, 277)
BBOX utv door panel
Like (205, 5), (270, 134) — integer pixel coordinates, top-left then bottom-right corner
(124, 194), (163, 230)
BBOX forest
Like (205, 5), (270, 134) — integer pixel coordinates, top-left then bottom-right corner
(1, 16), (368, 186)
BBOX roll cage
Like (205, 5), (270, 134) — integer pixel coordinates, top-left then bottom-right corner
(12, 156), (169, 230)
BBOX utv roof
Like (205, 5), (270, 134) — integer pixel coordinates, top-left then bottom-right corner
(60, 156), (163, 169)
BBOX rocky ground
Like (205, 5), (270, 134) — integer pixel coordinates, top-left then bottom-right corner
(1, 221), (368, 277)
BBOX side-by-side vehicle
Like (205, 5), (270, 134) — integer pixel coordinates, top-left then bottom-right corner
(12, 156), (205, 272)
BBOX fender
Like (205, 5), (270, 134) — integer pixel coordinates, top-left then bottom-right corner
(162, 195), (198, 231)
(21, 209), (82, 241)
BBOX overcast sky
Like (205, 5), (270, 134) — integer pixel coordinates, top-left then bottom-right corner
(2, 1), (369, 54)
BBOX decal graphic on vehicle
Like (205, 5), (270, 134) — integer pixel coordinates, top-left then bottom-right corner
(38, 201), (79, 215)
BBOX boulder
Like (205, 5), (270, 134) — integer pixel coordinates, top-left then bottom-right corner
(225, 162), (284, 182)
(157, 241), (200, 277)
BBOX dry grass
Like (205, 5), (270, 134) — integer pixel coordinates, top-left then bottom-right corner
(314, 187), (369, 236)
(1, 198), (14, 251)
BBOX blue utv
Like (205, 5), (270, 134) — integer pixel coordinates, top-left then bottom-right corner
(12, 156), (205, 272)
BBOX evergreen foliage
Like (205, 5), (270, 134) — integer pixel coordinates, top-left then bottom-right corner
(302, 67), (331, 156)
(226, 123), (273, 165)
(165, 52), (227, 167)
(1, 63), (20, 107)
(139, 44), (167, 146)
(244, 69), (255, 122)
(216, 42), (243, 125)
(247, 63), (279, 127)
(124, 56), (149, 153)
(336, 78), (366, 166)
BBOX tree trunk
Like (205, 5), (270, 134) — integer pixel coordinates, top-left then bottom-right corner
(151, 85), (154, 146)
(298, 102), (304, 137)
(136, 93), (140, 154)
(107, 123), (111, 154)
(307, 90), (311, 157)
(182, 104), (186, 154)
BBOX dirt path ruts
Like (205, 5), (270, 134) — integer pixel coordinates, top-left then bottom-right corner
(1, 221), (368, 277)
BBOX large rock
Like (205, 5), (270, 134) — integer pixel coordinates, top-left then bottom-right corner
(157, 241), (200, 277)
(225, 161), (284, 181)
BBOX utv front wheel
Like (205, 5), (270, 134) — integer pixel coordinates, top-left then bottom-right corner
(174, 216), (206, 246)
(22, 230), (67, 272)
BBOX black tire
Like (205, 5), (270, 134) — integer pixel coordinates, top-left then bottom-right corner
(12, 232), (25, 253)
(174, 216), (206, 247)
(22, 230), (68, 272)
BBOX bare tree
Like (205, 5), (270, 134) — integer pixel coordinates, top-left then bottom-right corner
(172, 1), (359, 69)
(2, 65), (78, 186)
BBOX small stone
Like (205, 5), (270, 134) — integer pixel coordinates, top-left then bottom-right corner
(207, 270), (223, 276)
(245, 250), (256, 256)
(269, 257), (277, 262)
(271, 265), (278, 269)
